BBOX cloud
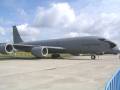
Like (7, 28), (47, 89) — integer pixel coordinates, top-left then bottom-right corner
(65, 32), (79, 37)
(17, 24), (40, 41)
(16, 8), (29, 22)
(0, 26), (5, 35)
(17, 9), (28, 18)
(17, 3), (77, 40)
(0, 18), (14, 26)
(0, 26), (13, 43)
(34, 3), (76, 28)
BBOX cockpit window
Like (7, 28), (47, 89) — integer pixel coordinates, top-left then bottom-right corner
(98, 38), (116, 48)
(99, 38), (116, 48)
(106, 41), (116, 48)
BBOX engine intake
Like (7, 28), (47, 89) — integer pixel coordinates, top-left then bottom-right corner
(0, 43), (14, 54)
(31, 47), (48, 58)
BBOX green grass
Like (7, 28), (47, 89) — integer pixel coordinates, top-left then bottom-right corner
(0, 52), (33, 58)
(0, 52), (72, 59)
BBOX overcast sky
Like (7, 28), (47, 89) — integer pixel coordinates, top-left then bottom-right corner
(0, 0), (120, 47)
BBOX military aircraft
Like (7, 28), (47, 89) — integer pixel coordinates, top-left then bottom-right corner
(0, 26), (119, 59)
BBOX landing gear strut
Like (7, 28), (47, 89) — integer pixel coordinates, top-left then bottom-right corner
(91, 55), (96, 60)
(51, 54), (61, 59)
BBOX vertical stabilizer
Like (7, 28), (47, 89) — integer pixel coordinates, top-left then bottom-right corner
(13, 26), (23, 44)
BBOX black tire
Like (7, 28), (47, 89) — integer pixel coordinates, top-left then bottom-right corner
(91, 55), (96, 60)
(51, 54), (60, 59)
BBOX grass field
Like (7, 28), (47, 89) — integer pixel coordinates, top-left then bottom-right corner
(0, 52), (33, 58)
(0, 52), (72, 59)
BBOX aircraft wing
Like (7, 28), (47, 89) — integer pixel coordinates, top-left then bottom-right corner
(13, 44), (65, 53)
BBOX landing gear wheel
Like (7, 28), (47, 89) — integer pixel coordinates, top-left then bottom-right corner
(51, 54), (60, 59)
(91, 55), (96, 60)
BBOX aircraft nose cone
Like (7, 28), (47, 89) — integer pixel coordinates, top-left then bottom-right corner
(112, 46), (120, 54)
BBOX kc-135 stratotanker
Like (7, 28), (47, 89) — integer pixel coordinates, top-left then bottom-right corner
(0, 26), (119, 59)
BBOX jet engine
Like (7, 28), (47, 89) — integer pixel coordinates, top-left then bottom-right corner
(31, 47), (48, 58)
(0, 43), (14, 54)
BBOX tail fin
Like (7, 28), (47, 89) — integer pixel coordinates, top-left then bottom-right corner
(13, 26), (23, 44)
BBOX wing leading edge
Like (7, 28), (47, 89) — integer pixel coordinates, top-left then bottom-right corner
(13, 44), (65, 53)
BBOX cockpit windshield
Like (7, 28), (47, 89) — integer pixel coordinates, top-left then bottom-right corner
(98, 38), (116, 48)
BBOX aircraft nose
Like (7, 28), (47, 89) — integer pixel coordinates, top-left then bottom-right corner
(107, 40), (116, 48)
(112, 46), (120, 54)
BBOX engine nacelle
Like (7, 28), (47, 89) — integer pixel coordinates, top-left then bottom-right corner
(31, 47), (48, 58)
(0, 43), (14, 54)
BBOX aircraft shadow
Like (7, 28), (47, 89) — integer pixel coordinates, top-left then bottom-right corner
(0, 57), (38, 60)
(0, 56), (65, 60)
(0, 56), (97, 61)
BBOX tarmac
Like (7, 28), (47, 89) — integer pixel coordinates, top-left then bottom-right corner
(0, 55), (120, 90)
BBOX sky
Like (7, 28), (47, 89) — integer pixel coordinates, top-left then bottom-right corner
(0, 0), (120, 47)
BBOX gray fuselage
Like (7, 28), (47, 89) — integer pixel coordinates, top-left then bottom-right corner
(17, 36), (116, 55)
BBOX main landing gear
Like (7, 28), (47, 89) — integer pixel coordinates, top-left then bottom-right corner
(51, 54), (61, 59)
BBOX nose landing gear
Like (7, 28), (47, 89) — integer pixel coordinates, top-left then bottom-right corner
(91, 55), (96, 60)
